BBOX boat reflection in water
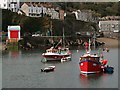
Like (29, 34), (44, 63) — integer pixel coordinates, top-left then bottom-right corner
(79, 72), (114, 88)
(79, 73), (103, 88)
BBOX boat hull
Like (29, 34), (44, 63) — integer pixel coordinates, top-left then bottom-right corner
(79, 60), (102, 74)
(42, 54), (71, 61)
(41, 66), (55, 72)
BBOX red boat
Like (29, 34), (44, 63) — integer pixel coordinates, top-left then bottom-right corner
(79, 52), (103, 74)
(79, 39), (108, 74)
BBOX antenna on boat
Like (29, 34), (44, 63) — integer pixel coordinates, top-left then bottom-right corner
(63, 26), (65, 48)
(88, 38), (91, 53)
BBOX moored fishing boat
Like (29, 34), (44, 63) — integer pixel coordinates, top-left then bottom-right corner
(42, 18), (72, 62)
(79, 51), (103, 74)
(42, 45), (71, 62)
(79, 39), (111, 74)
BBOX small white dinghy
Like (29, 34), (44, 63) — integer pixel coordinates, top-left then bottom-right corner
(41, 66), (55, 72)
(61, 56), (71, 62)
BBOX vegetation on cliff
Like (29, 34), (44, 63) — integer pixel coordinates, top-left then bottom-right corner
(55, 2), (119, 17)
(2, 2), (119, 36)
(2, 9), (97, 36)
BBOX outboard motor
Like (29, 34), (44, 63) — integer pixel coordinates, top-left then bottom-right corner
(41, 69), (44, 72)
(104, 65), (114, 74)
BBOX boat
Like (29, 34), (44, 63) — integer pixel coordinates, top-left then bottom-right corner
(41, 66), (55, 72)
(79, 39), (108, 74)
(42, 20), (72, 62)
(61, 56), (71, 62)
(42, 45), (71, 62)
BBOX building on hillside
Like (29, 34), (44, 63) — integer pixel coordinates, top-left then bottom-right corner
(0, 0), (20, 12)
(47, 8), (59, 19)
(20, 2), (61, 19)
(99, 16), (120, 32)
(0, 0), (7, 9)
(72, 10), (99, 23)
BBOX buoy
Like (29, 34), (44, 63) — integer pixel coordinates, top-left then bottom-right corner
(101, 59), (108, 65)
(77, 50), (79, 52)
(100, 54), (103, 58)
(106, 48), (109, 52)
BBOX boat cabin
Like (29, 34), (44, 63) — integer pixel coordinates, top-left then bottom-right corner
(80, 55), (100, 62)
(46, 48), (58, 53)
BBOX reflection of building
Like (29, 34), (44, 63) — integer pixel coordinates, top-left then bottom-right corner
(99, 16), (120, 32)
(0, 0), (20, 12)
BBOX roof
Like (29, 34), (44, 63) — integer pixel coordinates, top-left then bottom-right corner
(8, 26), (21, 30)
(21, 2), (53, 8)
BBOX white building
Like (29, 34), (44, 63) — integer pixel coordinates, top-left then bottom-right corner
(20, 3), (47, 17)
(0, 0), (20, 12)
(72, 10), (98, 23)
(20, 2), (59, 19)
(0, 0), (8, 9)
(99, 16), (120, 32)
(47, 8), (59, 19)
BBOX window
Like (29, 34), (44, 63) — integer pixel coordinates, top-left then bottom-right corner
(93, 63), (96, 66)
(31, 9), (33, 13)
(88, 58), (91, 60)
(115, 24), (119, 30)
(9, 4), (10, 7)
(4, 4), (6, 7)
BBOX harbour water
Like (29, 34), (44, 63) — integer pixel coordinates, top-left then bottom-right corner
(2, 46), (118, 88)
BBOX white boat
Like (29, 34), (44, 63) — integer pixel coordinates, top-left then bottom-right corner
(42, 46), (71, 61)
(42, 20), (72, 62)
(41, 66), (55, 72)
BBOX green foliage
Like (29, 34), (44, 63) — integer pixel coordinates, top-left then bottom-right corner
(54, 2), (119, 17)
(7, 42), (19, 51)
(21, 17), (42, 33)
(41, 16), (51, 32)
(2, 9), (51, 35)
(2, 2), (119, 36)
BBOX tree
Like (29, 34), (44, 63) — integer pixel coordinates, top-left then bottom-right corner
(41, 16), (51, 35)
(21, 17), (42, 34)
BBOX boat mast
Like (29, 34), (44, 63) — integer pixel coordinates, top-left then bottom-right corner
(63, 25), (65, 48)
(62, 2), (66, 48)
